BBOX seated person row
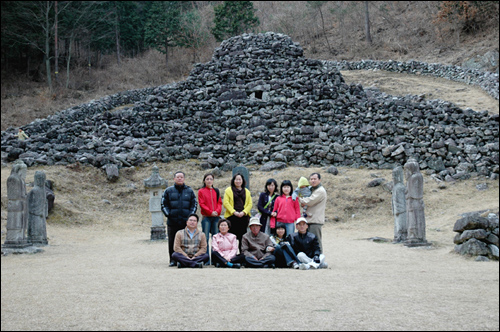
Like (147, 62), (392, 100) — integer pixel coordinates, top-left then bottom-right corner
(211, 216), (327, 269)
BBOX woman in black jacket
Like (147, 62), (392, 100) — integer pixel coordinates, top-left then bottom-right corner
(257, 178), (279, 235)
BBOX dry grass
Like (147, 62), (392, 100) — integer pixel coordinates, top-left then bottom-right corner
(1, 161), (498, 241)
(1, 161), (499, 331)
(0, 48), (209, 131)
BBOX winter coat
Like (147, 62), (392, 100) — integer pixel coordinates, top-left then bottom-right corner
(223, 186), (252, 219)
(299, 184), (327, 225)
(271, 195), (301, 228)
(287, 231), (321, 259)
(198, 186), (222, 217)
(161, 184), (198, 227)
(212, 232), (238, 261)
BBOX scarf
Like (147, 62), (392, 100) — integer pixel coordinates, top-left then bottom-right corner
(232, 186), (246, 212)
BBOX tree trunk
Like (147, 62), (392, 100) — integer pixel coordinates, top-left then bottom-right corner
(319, 6), (332, 54)
(45, 2), (52, 93)
(66, 36), (73, 89)
(115, 3), (121, 65)
(364, 1), (372, 45)
(55, 1), (59, 86)
(165, 40), (169, 66)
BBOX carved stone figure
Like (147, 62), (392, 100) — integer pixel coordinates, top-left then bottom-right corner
(27, 171), (48, 245)
(3, 163), (30, 248)
(144, 165), (167, 240)
(392, 166), (407, 243)
(404, 159), (428, 245)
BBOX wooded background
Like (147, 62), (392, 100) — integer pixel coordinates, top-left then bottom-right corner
(1, 1), (498, 130)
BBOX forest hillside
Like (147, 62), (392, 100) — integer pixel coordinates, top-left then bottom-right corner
(1, 1), (499, 131)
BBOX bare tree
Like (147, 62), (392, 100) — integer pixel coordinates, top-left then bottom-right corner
(364, 1), (372, 44)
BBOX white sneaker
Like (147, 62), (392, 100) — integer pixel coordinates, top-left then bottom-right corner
(299, 263), (309, 270)
(308, 261), (319, 269)
(292, 262), (299, 269)
(319, 262), (328, 269)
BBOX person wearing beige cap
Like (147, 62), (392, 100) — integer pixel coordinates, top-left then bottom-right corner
(288, 217), (327, 269)
(240, 217), (276, 268)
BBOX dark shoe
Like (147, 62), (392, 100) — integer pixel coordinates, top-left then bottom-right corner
(169, 262), (176, 267)
(177, 262), (182, 268)
(271, 263), (276, 269)
(215, 263), (220, 268)
(196, 262), (204, 268)
(232, 263), (241, 269)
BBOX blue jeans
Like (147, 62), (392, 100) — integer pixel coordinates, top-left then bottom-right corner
(274, 243), (301, 267)
(202, 216), (219, 264)
(202, 216), (219, 244)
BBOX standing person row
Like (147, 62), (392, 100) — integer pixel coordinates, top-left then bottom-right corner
(161, 171), (198, 267)
(223, 173), (252, 252)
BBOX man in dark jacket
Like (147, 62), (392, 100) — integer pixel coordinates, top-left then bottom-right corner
(288, 217), (328, 269)
(161, 171), (198, 266)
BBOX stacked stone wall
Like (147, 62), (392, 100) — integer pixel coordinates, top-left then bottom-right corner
(453, 212), (499, 260)
(1, 33), (498, 180)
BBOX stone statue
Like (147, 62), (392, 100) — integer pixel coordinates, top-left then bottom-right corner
(3, 163), (30, 248)
(392, 166), (407, 243)
(144, 165), (167, 240)
(404, 159), (428, 245)
(27, 171), (48, 245)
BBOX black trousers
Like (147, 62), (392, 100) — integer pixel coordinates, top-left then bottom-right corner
(211, 251), (245, 267)
(227, 215), (249, 252)
(167, 224), (184, 263)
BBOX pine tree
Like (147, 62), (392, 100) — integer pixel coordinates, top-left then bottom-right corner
(211, 1), (260, 42)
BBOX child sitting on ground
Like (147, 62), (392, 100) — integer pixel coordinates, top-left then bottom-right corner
(292, 176), (312, 218)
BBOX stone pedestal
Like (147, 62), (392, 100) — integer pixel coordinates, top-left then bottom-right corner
(404, 239), (431, 247)
(144, 165), (167, 241)
(151, 226), (166, 240)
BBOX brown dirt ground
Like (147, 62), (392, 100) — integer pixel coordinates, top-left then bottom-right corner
(1, 72), (499, 331)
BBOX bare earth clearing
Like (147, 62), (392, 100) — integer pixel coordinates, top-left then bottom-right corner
(1, 72), (499, 331)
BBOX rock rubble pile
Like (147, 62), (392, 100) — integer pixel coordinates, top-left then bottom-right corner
(1, 32), (498, 179)
(453, 212), (499, 260)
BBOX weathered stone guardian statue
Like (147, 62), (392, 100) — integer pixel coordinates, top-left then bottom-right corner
(404, 159), (428, 246)
(3, 163), (30, 248)
(144, 165), (167, 240)
(27, 171), (48, 245)
(392, 166), (407, 243)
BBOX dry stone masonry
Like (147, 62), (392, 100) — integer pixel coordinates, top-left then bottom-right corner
(1, 33), (498, 180)
(453, 212), (499, 260)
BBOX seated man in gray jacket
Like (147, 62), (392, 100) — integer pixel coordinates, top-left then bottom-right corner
(241, 217), (276, 268)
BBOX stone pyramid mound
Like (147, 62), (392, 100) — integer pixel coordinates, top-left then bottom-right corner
(1, 32), (498, 179)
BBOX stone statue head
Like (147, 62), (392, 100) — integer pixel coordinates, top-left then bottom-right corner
(404, 158), (420, 180)
(34, 171), (46, 188)
(392, 166), (404, 184)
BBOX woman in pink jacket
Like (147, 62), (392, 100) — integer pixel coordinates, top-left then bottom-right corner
(271, 180), (301, 236)
(211, 219), (242, 268)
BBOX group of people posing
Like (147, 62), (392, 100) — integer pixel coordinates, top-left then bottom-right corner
(161, 171), (328, 270)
